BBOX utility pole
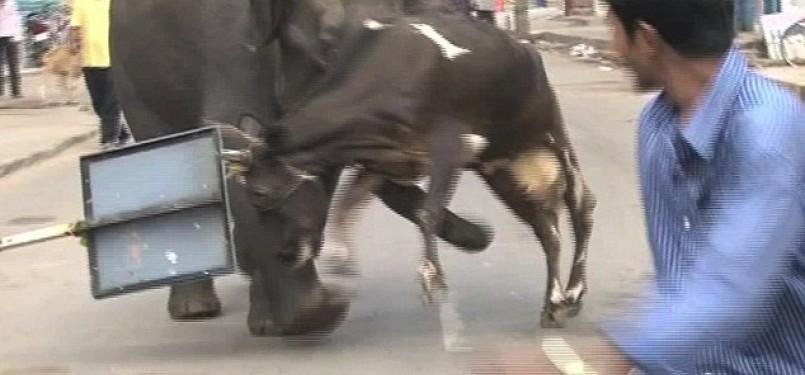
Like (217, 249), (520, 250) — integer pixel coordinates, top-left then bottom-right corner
(594, 0), (608, 16)
(515, 0), (530, 38)
(735, 0), (758, 32)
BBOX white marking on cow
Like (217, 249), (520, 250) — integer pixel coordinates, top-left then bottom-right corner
(566, 283), (585, 302)
(550, 224), (560, 239)
(364, 19), (392, 30)
(294, 239), (315, 269)
(419, 260), (438, 280)
(461, 133), (488, 159)
(575, 250), (587, 265)
(510, 148), (561, 197)
(388, 177), (421, 186)
(550, 278), (565, 304)
(299, 173), (318, 181)
(409, 23), (471, 60)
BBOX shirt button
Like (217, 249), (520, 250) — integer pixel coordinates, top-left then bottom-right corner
(682, 216), (691, 230)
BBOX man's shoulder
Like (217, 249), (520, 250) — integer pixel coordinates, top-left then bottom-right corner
(731, 72), (805, 159)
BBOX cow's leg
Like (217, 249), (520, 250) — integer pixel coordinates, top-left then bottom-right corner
(416, 127), (465, 305)
(415, 172), (458, 306)
(325, 168), (383, 277)
(375, 180), (492, 252)
(168, 278), (222, 319)
(477, 149), (570, 328)
(557, 147), (596, 317)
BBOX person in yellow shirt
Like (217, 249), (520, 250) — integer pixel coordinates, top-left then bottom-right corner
(69, 0), (129, 149)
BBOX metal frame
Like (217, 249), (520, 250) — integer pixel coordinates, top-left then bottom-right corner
(79, 126), (237, 299)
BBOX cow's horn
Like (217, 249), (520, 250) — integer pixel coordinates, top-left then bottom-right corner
(221, 149), (252, 165)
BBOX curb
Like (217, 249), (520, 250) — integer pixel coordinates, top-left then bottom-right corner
(2, 68), (43, 78)
(528, 31), (611, 53)
(0, 129), (98, 180)
(0, 101), (76, 110)
(21, 68), (43, 76)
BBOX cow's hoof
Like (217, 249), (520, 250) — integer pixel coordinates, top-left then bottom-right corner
(439, 213), (493, 252)
(248, 316), (282, 336)
(168, 278), (222, 320)
(419, 268), (449, 305)
(249, 285), (350, 337)
(540, 306), (569, 329)
(566, 301), (583, 318)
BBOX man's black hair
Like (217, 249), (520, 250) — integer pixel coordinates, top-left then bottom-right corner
(604, 0), (735, 58)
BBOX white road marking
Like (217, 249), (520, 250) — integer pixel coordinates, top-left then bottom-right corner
(439, 300), (472, 353)
(542, 336), (599, 375)
(566, 283), (585, 302)
(550, 277), (566, 304)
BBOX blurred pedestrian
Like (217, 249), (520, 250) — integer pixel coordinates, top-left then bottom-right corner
(472, 0), (496, 24)
(476, 0), (805, 374)
(69, 0), (129, 149)
(0, 0), (23, 98)
(450, 0), (472, 15)
(589, 0), (805, 373)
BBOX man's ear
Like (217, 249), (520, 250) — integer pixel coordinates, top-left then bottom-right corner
(635, 21), (662, 56)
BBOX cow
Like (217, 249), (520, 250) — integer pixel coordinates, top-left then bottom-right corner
(224, 11), (597, 328)
(110, 0), (491, 336)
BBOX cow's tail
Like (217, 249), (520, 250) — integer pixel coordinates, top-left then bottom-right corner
(524, 47), (588, 207)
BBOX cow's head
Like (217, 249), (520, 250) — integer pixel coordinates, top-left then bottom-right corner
(213, 116), (350, 337)
(219, 115), (331, 270)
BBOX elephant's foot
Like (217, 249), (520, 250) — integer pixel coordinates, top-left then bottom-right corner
(168, 278), (222, 320)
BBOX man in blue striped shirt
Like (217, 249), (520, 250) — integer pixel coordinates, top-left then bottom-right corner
(581, 0), (805, 374)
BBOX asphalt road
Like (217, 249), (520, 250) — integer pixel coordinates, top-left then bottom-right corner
(0, 51), (657, 375)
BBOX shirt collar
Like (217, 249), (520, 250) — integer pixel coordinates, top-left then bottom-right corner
(677, 44), (748, 161)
